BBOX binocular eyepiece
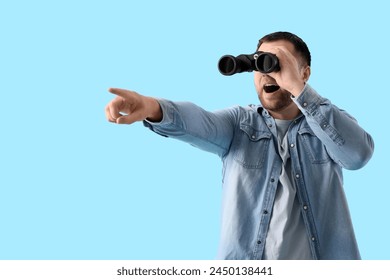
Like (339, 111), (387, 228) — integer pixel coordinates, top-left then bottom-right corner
(218, 52), (280, 76)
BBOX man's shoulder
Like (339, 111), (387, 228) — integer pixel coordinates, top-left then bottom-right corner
(221, 104), (261, 114)
(218, 104), (265, 126)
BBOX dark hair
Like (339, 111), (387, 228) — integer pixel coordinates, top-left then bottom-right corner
(257, 31), (311, 66)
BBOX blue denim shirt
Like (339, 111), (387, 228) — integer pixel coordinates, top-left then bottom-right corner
(144, 84), (374, 260)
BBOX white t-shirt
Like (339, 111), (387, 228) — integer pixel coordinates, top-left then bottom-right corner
(263, 118), (313, 260)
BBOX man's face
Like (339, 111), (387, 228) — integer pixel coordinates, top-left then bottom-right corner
(254, 40), (299, 113)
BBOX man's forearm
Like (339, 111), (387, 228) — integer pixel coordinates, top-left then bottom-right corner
(143, 99), (237, 158)
(293, 84), (374, 170)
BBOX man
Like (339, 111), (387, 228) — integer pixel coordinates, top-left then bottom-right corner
(105, 32), (374, 259)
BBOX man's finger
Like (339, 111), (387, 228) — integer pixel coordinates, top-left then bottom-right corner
(105, 106), (112, 122)
(108, 88), (136, 99)
(105, 104), (117, 122)
(109, 105), (123, 121)
(116, 113), (141, 125)
(105, 99), (123, 121)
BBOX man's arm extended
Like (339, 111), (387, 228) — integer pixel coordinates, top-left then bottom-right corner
(105, 87), (237, 158)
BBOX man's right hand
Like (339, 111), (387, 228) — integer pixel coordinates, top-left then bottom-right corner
(105, 88), (163, 125)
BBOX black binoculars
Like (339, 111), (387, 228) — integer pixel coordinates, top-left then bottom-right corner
(218, 52), (280, 76)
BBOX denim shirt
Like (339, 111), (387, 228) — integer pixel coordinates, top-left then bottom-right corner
(143, 84), (374, 260)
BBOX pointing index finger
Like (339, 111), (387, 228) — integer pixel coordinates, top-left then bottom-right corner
(108, 87), (131, 98)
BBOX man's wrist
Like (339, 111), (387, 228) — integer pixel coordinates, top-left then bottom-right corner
(145, 97), (163, 122)
(290, 81), (306, 97)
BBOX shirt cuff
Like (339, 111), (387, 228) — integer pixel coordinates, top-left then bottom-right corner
(291, 84), (326, 115)
(143, 98), (174, 130)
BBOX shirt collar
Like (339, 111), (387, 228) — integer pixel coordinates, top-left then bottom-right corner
(254, 104), (304, 122)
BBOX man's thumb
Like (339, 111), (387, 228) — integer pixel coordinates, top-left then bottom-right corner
(115, 113), (141, 125)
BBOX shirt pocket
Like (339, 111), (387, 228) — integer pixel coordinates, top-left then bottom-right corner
(232, 123), (272, 169)
(298, 126), (331, 164)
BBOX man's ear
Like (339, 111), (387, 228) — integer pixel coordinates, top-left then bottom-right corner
(302, 66), (311, 82)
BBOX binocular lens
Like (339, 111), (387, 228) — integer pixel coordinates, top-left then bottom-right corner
(255, 53), (280, 73)
(218, 52), (279, 76)
(218, 56), (237, 76)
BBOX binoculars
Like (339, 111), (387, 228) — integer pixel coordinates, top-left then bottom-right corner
(218, 52), (280, 76)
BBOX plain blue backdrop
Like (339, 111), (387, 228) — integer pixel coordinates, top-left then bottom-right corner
(0, 0), (388, 259)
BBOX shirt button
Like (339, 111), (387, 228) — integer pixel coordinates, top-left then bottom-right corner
(290, 143), (295, 148)
(257, 240), (262, 244)
(303, 205), (308, 210)
(268, 124), (273, 128)
(311, 236), (316, 242)
(270, 178), (275, 183)
(263, 210), (268, 214)
(303, 102), (308, 107)
(251, 135), (256, 139)
(295, 174), (300, 179)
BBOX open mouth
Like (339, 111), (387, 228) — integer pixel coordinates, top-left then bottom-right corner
(263, 83), (280, 93)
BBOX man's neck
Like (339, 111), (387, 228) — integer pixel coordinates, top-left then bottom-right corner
(268, 103), (300, 120)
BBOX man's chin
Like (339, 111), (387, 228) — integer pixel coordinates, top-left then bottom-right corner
(260, 89), (284, 103)
(259, 95), (294, 112)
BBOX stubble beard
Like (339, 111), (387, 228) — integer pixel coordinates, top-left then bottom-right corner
(258, 88), (294, 112)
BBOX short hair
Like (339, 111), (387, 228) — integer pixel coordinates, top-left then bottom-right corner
(257, 31), (311, 67)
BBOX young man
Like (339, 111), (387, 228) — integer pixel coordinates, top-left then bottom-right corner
(105, 32), (374, 259)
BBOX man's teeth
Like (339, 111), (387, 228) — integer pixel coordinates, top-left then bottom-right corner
(264, 84), (280, 93)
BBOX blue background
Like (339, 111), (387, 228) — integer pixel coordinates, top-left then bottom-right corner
(0, 0), (388, 259)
